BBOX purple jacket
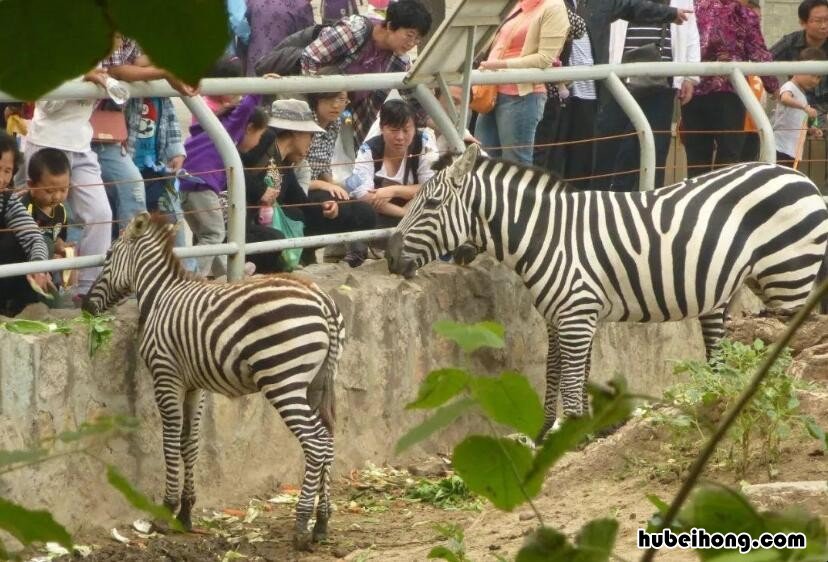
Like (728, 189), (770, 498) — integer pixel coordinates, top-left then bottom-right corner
(180, 95), (261, 194)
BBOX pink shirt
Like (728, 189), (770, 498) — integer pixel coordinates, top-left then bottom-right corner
(488, 0), (547, 95)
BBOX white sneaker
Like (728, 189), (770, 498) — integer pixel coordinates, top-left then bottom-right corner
(244, 262), (257, 277)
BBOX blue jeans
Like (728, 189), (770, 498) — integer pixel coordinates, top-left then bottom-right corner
(475, 92), (547, 165)
(92, 142), (146, 237)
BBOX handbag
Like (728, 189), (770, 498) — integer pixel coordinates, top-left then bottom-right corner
(90, 100), (128, 143)
(621, 24), (672, 98)
(470, 8), (523, 115)
(271, 203), (304, 271)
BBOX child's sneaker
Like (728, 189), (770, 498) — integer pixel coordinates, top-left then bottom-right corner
(244, 262), (257, 277)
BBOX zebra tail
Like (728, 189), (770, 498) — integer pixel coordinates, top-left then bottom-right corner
(308, 294), (344, 433)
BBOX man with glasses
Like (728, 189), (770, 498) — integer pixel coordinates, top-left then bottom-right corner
(301, 0), (432, 146)
(771, 0), (828, 114)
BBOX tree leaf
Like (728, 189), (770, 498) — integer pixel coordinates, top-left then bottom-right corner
(396, 398), (475, 454)
(573, 518), (618, 562)
(0, 0), (112, 99)
(107, 0), (230, 85)
(407, 369), (471, 410)
(516, 527), (573, 562)
(106, 465), (183, 531)
(470, 372), (544, 437)
(433, 320), (505, 354)
(427, 546), (462, 562)
(452, 436), (539, 511)
(803, 416), (827, 449)
(525, 379), (634, 492)
(0, 497), (72, 549)
(0, 448), (49, 467)
(679, 485), (764, 537)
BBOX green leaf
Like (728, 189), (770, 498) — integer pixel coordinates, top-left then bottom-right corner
(679, 485), (763, 537)
(516, 527), (573, 562)
(804, 416), (827, 449)
(433, 320), (505, 354)
(396, 398), (475, 454)
(573, 518), (618, 562)
(407, 369), (471, 410)
(452, 436), (539, 511)
(0, 0), (112, 99)
(2, 319), (57, 335)
(470, 372), (544, 437)
(525, 379), (634, 492)
(107, 0), (229, 86)
(106, 465), (183, 531)
(0, 447), (49, 467)
(427, 546), (462, 562)
(0, 497), (72, 549)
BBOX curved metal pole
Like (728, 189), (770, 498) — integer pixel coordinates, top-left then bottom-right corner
(604, 72), (656, 191)
(412, 84), (466, 153)
(181, 96), (246, 281)
(729, 68), (776, 163)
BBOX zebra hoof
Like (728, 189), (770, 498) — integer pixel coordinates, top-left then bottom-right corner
(293, 529), (314, 551)
(312, 517), (329, 543)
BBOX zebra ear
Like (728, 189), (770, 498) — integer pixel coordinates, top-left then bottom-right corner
(448, 143), (479, 184)
(127, 212), (152, 239)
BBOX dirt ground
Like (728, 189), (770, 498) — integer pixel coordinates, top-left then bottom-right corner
(43, 384), (828, 562)
(43, 314), (828, 562)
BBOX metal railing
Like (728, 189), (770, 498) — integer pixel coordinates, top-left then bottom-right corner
(1, 60), (827, 282)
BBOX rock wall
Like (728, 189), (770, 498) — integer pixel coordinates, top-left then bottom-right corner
(0, 257), (706, 531)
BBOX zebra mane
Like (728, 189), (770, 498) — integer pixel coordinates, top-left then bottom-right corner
(474, 155), (571, 191)
(139, 215), (198, 282)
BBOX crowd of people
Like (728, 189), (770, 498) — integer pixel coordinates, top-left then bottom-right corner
(0, 0), (825, 317)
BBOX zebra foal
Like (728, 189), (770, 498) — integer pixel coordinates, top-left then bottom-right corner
(387, 144), (828, 441)
(83, 213), (345, 549)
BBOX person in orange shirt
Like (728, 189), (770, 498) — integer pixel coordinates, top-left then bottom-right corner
(741, 0), (766, 161)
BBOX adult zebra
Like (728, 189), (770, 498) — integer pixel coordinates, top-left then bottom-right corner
(83, 213), (344, 550)
(387, 144), (828, 441)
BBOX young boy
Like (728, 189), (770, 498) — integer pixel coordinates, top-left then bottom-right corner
(772, 47), (826, 167)
(21, 149), (72, 284)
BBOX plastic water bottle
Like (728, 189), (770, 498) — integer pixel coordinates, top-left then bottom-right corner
(258, 205), (274, 226)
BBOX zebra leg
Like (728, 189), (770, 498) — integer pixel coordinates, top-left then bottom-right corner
(151, 376), (185, 533)
(536, 323), (561, 443)
(582, 339), (594, 416)
(177, 388), (207, 531)
(557, 314), (598, 419)
(267, 390), (332, 550)
(311, 430), (335, 543)
(699, 306), (726, 360)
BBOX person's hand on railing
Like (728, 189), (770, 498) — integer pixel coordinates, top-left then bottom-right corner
(165, 73), (200, 97)
(168, 155), (185, 172)
(83, 68), (109, 88)
(319, 182), (350, 200)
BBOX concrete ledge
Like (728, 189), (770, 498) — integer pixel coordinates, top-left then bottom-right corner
(0, 257), (705, 530)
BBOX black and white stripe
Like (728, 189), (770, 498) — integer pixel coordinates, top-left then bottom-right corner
(83, 213), (345, 549)
(387, 146), (828, 441)
(0, 191), (48, 261)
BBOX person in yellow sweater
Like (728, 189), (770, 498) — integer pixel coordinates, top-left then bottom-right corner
(475, 0), (570, 165)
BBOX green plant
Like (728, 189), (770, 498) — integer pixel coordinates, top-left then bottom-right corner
(1, 314), (115, 358)
(0, 415), (182, 559)
(406, 475), (480, 510)
(76, 311), (115, 357)
(399, 313), (828, 562)
(428, 523), (471, 562)
(650, 339), (818, 477)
